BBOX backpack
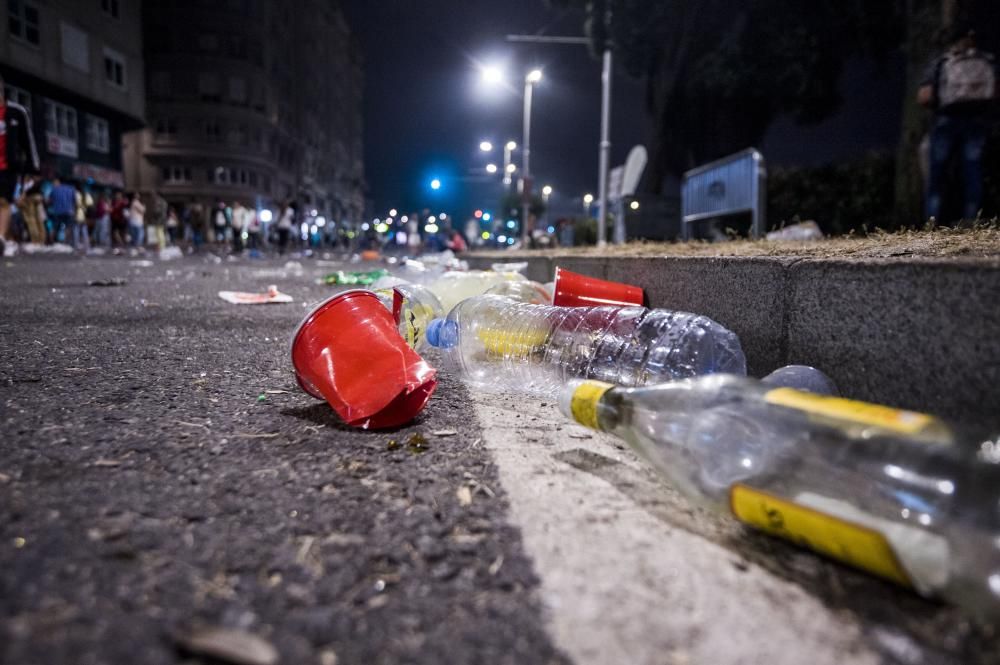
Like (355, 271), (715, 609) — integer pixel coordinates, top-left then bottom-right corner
(937, 50), (996, 108)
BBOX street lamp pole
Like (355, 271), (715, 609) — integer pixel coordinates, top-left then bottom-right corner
(521, 70), (541, 244)
(596, 47), (612, 247)
(503, 141), (516, 189)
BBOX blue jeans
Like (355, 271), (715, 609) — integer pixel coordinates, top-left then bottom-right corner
(130, 223), (144, 247)
(926, 115), (987, 222)
(53, 213), (75, 247)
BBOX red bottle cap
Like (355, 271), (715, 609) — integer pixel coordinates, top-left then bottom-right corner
(552, 267), (644, 308)
(291, 290), (437, 429)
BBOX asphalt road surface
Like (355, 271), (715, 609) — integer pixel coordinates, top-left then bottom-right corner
(1, 252), (997, 665)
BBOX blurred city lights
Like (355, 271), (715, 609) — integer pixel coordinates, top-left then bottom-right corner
(428, 215), (437, 223)
(541, 185), (553, 196)
(259, 209), (273, 223)
(425, 223), (440, 233)
(526, 69), (543, 83)
(507, 237), (515, 245)
(361, 222), (370, 231)
(506, 163), (516, 174)
(479, 141), (493, 152)
(474, 209), (483, 218)
(505, 140), (517, 151)
(583, 193), (594, 204)
(630, 200), (640, 210)
(497, 234), (507, 243)
(400, 215), (409, 223)
(316, 216), (327, 227)
(481, 231), (491, 239)
(389, 208), (398, 217)
(506, 220), (516, 229)
(430, 178), (441, 190)
(439, 213), (448, 220)
(485, 163), (498, 174)
(547, 225), (555, 233)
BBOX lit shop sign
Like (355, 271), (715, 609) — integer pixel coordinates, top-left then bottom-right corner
(72, 162), (124, 188)
(46, 133), (79, 159)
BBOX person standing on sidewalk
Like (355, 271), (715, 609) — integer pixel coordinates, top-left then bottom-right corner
(17, 176), (45, 245)
(0, 74), (40, 255)
(165, 205), (180, 245)
(231, 200), (247, 253)
(73, 185), (90, 253)
(94, 191), (111, 248)
(150, 191), (167, 251)
(47, 178), (76, 247)
(919, 24), (998, 222)
(276, 201), (294, 254)
(127, 192), (146, 250)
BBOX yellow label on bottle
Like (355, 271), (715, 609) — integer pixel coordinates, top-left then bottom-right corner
(764, 387), (941, 436)
(570, 380), (613, 430)
(730, 484), (912, 587)
(477, 326), (550, 356)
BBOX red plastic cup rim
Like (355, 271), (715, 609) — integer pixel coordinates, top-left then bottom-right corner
(290, 289), (375, 399)
(552, 266), (644, 308)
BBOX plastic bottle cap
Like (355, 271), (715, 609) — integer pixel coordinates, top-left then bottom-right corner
(426, 318), (458, 348)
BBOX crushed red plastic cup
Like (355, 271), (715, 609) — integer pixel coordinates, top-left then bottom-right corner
(552, 267), (644, 308)
(291, 289), (437, 429)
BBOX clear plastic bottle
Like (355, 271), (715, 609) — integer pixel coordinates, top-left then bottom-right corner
(761, 364), (839, 396)
(425, 294), (746, 395)
(559, 376), (999, 618)
(483, 280), (552, 304)
(425, 270), (526, 313)
(373, 284), (444, 352)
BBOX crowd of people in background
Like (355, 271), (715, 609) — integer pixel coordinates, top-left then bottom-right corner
(1, 182), (334, 257)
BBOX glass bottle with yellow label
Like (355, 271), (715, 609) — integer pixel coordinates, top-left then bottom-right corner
(559, 374), (1000, 618)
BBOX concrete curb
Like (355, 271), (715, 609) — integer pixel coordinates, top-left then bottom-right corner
(465, 252), (1000, 429)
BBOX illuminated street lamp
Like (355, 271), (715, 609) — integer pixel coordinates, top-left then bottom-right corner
(583, 193), (594, 216)
(521, 69), (542, 242)
(541, 184), (553, 198)
(503, 141), (517, 187)
(389, 208), (398, 217)
(479, 140), (493, 152)
(430, 178), (441, 190)
(629, 200), (640, 210)
(481, 65), (503, 84)
(485, 163), (498, 174)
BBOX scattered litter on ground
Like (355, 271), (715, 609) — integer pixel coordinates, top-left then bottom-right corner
(128, 259), (154, 267)
(91, 458), (122, 467)
(387, 439), (400, 451)
(174, 626), (278, 665)
(19, 242), (74, 255)
(218, 285), (293, 305)
(159, 246), (183, 260)
(87, 277), (128, 287)
(456, 485), (473, 506)
(432, 429), (458, 437)
(257, 394), (267, 402)
(319, 268), (389, 286)
(264, 389), (291, 394)
(233, 432), (281, 439)
(406, 433), (429, 453)
(765, 220), (823, 241)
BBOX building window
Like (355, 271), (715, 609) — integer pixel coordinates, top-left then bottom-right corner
(227, 76), (246, 104)
(198, 73), (220, 101)
(44, 99), (78, 140)
(84, 114), (109, 153)
(227, 124), (248, 146)
(100, 0), (119, 19)
(154, 118), (177, 138)
(8, 0), (41, 46)
(162, 166), (192, 184)
(103, 47), (127, 88)
(60, 22), (90, 72)
(197, 33), (218, 52)
(204, 119), (221, 142)
(3, 83), (31, 114)
(150, 71), (170, 97)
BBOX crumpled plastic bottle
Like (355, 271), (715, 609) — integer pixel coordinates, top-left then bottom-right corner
(425, 294), (746, 396)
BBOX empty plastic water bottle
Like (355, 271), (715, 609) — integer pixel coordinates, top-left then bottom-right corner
(761, 364), (839, 396)
(558, 376), (1000, 618)
(425, 270), (526, 313)
(373, 283), (444, 352)
(483, 280), (552, 304)
(425, 294), (746, 396)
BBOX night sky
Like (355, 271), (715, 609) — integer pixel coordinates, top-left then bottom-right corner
(343, 1), (906, 221)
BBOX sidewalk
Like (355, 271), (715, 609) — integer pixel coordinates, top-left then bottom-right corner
(466, 242), (1000, 431)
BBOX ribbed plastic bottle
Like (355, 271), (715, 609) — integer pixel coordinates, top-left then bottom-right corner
(425, 270), (526, 313)
(425, 294), (746, 395)
(558, 376), (1000, 618)
(483, 280), (552, 304)
(373, 283), (444, 352)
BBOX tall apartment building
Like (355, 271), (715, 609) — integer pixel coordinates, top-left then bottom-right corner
(1, 0), (145, 188)
(123, 0), (365, 224)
